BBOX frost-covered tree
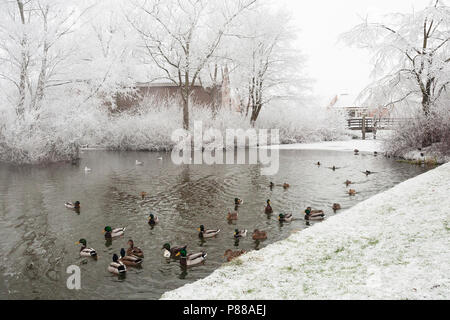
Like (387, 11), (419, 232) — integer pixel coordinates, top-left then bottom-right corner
(341, 0), (450, 117)
(223, 4), (308, 125)
(127, 0), (256, 130)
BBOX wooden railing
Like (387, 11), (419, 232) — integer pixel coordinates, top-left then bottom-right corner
(347, 118), (410, 131)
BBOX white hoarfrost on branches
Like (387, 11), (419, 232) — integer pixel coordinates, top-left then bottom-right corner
(341, 0), (450, 158)
(341, 0), (450, 116)
(161, 162), (450, 300)
(0, 0), (348, 164)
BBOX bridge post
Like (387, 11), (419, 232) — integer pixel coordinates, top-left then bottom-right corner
(362, 115), (366, 140)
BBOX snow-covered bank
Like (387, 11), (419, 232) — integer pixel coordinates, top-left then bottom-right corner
(161, 162), (450, 300)
(260, 139), (383, 153)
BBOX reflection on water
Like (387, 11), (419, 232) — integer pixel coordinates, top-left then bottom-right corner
(0, 149), (431, 299)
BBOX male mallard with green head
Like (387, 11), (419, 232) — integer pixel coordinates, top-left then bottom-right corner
(176, 248), (207, 267)
(75, 238), (97, 258)
(108, 254), (126, 275)
(278, 213), (293, 222)
(198, 225), (220, 238)
(148, 213), (159, 226)
(103, 226), (126, 239)
(233, 229), (247, 238)
(162, 243), (187, 258)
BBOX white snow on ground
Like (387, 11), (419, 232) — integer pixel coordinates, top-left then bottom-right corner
(260, 139), (383, 153)
(161, 162), (450, 300)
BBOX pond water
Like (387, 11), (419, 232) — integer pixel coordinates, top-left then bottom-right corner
(0, 149), (431, 299)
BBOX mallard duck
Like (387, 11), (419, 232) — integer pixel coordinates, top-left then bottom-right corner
(283, 183), (290, 189)
(126, 239), (144, 258)
(332, 203), (341, 211)
(103, 226), (126, 239)
(252, 229), (267, 240)
(140, 191), (147, 200)
(65, 201), (80, 209)
(119, 248), (143, 267)
(348, 189), (356, 195)
(135, 160), (143, 166)
(269, 182), (274, 189)
(264, 199), (273, 214)
(234, 198), (243, 205)
(176, 248), (207, 267)
(363, 170), (373, 176)
(75, 239), (97, 258)
(148, 213), (159, 226)
(316, 161), (321, 166)
(304, 207), (324, 220)
(224, 249), (246, 262)
(278, 213), (293, 222)
(161, 243), (187, 258)
(198, 225), (220, 238)
(227, 212), (238, 221)
(345, 180), (352, 186)
(233, 229), (247, 238)
(107, 254), (126, 275)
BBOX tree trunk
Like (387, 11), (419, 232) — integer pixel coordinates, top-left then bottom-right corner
(16, 0), (27, 119)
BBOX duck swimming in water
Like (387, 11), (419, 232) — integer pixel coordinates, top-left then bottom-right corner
(119, 248), (143, 267)
(176, 248), (207, 267)
(233, 229), (248, 238)
(252, 229), (267, 240)
(316, 161), (321, 166)
(148, 213), (159, 226)
(198, 225), (220, 238)
(108, 254), (126, 275)
(304, 207), (324, 220)
(140, 191), (147, 199)
(65, 201), (80, 209)
(348, 189), (356, 195)
(103, 226), (126, 239)
(224, 249), (246, 262)
(345, 180), (352, 186)
(278, 213), (293, 222)
(332, 203), (341, 211)
(75, 239), (97, 258)
(135, 160), (143, 166)
(264, 199), (273, 214)
(328, 165), (340, 171)
(269, 182), (275, 189)
(162, 243), (187, 259)
(227, 212), (238, 221)
(283, 183), (290, 189)
(234, 198), (243, 205)
(126, 239), (144, 258)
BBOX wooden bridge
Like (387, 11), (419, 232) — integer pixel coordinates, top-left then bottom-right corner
(347, 117), (409, 132)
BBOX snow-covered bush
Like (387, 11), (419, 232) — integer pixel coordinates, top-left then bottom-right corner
(384, 104), (450, 161)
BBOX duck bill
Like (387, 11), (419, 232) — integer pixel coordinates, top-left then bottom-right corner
(75, 241), (80, 244)
(197, 228), (201, 231)
(175, 252), (180, 257)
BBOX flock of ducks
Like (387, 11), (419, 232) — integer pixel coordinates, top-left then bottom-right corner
(67, 149), (378, 275)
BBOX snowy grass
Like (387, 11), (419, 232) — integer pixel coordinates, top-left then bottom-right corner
(161, 162), (450, 300)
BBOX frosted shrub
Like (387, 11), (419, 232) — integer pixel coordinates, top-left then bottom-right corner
(384, 105), (450, 159)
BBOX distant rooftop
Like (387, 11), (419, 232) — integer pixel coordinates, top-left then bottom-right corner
(329, 93), (365, 109)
